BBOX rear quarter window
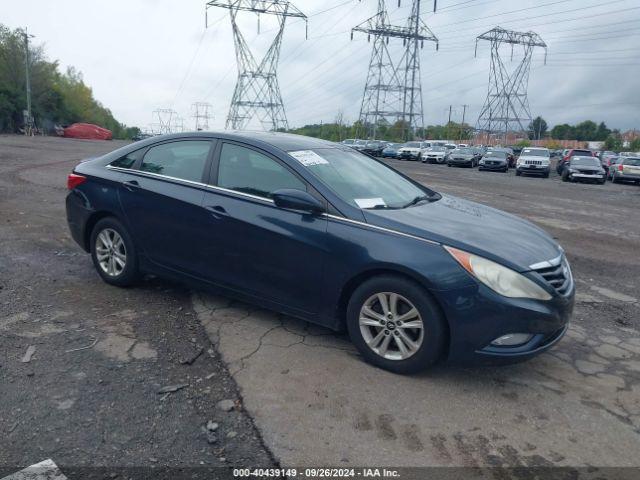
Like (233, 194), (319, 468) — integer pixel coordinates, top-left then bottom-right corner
(110, 149), (144, 169)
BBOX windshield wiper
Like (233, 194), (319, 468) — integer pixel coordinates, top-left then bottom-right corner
(402, 194), (432, 208)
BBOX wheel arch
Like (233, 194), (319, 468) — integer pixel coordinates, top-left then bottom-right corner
(83, 211), (123, 251)
(335, 267), (451, 359)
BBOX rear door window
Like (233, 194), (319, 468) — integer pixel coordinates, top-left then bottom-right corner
(140, 140), (212, 183)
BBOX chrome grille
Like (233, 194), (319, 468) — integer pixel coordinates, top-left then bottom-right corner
(532, 256), (572, 296)
(525, 160), (543, 165)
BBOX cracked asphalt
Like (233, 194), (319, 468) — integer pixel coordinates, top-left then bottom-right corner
(1, 135), (639, 473)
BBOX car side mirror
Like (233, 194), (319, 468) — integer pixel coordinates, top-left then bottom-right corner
(272, 189), (325, 214)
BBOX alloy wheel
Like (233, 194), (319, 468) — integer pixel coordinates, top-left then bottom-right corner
(359, 292), (424, 361)
(95, 228), (127, 277)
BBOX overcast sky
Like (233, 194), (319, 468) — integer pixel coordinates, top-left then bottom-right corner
(3, 0), (640, 131)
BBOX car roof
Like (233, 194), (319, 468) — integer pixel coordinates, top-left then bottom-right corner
(137, 131), (338, 152)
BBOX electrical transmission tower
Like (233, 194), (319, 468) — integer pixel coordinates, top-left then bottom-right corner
(475, 27), (546, 144)
(152, 109), (179, 134)
(192, 102), (213, 130)
(206, 0), (307, 131)
(352, 0), (438, 140)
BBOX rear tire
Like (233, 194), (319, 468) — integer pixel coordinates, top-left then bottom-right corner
(90, 217), (139, 287)
(346, 275), (446, 374)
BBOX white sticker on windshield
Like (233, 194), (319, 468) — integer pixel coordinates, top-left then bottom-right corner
(289, 150), (329, 166)
(354, 198), (386, 209)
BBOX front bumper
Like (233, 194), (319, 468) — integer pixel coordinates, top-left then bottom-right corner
(435, 281), (575, 365)
(571, 173), (604, 180)
(398, 151), (421, 160)
(479, 162), (508, 171)
(448, 158), (474, 166)
(518, 165), (550, 174)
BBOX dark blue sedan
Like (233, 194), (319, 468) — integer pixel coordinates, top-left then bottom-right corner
(66, 132), (574, 374)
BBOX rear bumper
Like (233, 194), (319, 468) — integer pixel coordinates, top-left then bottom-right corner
(66, 191), (92, 252)
(614, 172), (640, 181)
(434, 282), (575, 365)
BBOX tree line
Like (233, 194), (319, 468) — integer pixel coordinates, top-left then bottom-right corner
(0, 24), (139, 139)
(287, 115), (636, 151)
(528, 116), (638, 151)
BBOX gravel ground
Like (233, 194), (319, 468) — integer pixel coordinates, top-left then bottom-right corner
(0, 135), (274, 477)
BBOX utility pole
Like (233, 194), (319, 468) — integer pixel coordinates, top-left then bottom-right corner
(352, 0), (438, 140)
(447, 105), (452, 141)
(460, 104), (468, 141)
(475, 27), (547, 144)
(206, 0), (307, 131)
(22, 28), (35, 136)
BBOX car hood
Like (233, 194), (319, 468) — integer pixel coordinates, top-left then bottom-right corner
(362, 194), (562, 272)
(399, 147), (421, 152)
(425, 151), (445, 156)
(450, 153), (474, 159)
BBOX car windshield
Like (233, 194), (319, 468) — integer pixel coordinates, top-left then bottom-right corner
(572, 150), (592, 156)
(485, 151), (507, 158)
(571, 157), (600, 166)
(342, 139), (354, 145)
(291, 148), (437, 209)
(355, 140), (367, 145)
(405, 142), (421, 148)
(521, 149), (549, 157)
(625, 158), (640, 166)
(455, 148), (473, 154)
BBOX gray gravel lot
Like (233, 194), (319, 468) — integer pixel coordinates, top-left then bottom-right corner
(1, 136), (639, 473)
(0, 136), (274, 475)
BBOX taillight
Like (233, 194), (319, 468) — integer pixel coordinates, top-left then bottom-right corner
(618, 164), (624, 172)
(67, 173), (86, 190)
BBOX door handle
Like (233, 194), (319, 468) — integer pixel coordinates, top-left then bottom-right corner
(123, 180), (139, 192)
(205, 205), (228, 219)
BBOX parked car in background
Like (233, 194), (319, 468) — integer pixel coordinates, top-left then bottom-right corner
(352, 139), (368, 152)
(557, 149), (594, 174)
(422, 146), (448, 164)
(341, 139), (356, 146)
(66, 131), (574, 373)
(444, 143), (457, 151)
(561, 156), (606, 184)
(397, 141), (423, 161)
(381, 143), (402, 158)
(490, 147), (515, 168)
(508, 146), (523, 158)
(608, 156), (640, 184)
(516, 148), (551, 178)
(446, 147), (479, 168)
(479, 150), (509, 172)
(362, 140), (386, 157)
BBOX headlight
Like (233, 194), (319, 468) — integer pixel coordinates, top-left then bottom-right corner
(479, 159), (485, 164)
(445, 246), (552, 300)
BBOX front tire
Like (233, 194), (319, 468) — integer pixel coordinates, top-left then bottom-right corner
(346, 275), (446, 374)
(90, 217), (139, 287)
